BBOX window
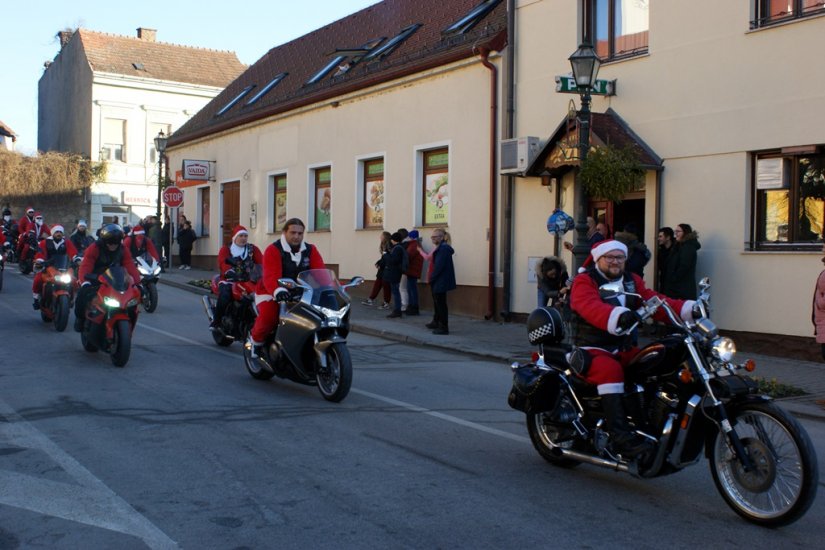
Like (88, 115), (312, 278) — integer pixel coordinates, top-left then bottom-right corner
(312, 167), (332, 231)
(583, 0), (649, 61)
(362, 159), (385, 228)
(751, 0), (825, 28)
(199, 187), (210, 237)
(246, 73), (288, 106)
(422, 148), (449, 225)
(363, 24), (421, 61)
(443, 0), (502, 35)
(273, 174), (287, 232)
(102, 118), (126, 162)
(752, 147), (825, 249)
(215, 85), (255, 117)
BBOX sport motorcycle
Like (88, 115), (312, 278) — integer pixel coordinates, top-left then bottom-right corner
(80, 266), (141, 367)
(508, 278), (818, 527)
(34, 255), (78, 332)
(243, 269), (363, 402)
(135, 252), (161, 312)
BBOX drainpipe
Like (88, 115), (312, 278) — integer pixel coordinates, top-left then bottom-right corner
(501, 0), (516, 321)
(477, 46), (498, 321)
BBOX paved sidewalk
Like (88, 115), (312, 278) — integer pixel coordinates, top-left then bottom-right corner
(161, 266), (825, 421)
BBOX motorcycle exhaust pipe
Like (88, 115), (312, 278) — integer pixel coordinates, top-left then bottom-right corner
(557, 448), (630, 472)
(201, 295), (215, 322)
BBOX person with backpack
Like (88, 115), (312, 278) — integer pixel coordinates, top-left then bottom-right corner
(383, 232), (408, 319)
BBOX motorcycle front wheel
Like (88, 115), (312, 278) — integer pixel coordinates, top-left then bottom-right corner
(0, 265), (4, 291)
(526, 411), (581, 468)
(54, 295), (70, 332)
(19, 259), (31, 275)
(110, 319), (131, 367)
(142, 282), (158, 313)
(316, 342), (352, 403)
(709, 401), (818, 527)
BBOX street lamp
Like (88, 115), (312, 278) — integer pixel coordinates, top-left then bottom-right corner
(154, 130), (168, 221)
(568, 42), (601, 272)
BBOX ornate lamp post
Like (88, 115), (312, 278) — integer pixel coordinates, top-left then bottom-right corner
(568, 43), (601, 272)
(154, 130), (168, 221)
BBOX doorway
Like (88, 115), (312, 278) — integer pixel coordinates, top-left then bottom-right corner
(221, 181), (240, 246)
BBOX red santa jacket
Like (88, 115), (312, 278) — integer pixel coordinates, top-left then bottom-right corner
(78, 242), (142, 285)
(124, 235), (160, 262)
(256, 237), (325, 299)
(218, 243), (263, 281)
(35, 237), (78, 263)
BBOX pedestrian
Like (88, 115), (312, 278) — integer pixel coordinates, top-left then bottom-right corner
(656, 227), (674, 292)
(361, 231), (392, 309)
(404, 230), (423, 315)
(535, 255), (569, 307)
(425, 228), (455, 335)
(383, 232), (408, 318)
(663, 223), (701, 299)
(812, 241), (825, 361)
(176, 220), (197, 269)
(615, 223), (650, 277)
(397, 228), (410, 311)
(161, 215), (171, 268)
(564, 220), (605, 253)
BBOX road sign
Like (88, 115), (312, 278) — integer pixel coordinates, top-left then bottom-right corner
(162, 186), (184, 208)
(555, 75), (617, 96)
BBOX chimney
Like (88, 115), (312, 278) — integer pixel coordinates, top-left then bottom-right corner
(137, 28), (157, 42)
(57, 30), (73, 49)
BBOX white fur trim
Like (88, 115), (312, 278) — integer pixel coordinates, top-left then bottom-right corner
(51, 225), (64, 234)
(280, 234), (306, 265)
(591, 240), (628, 262)
(680, 300), (696, 322)
(132, 229), (145, 235)
(607, 306), (630, 335)
(254, 293), (273, 305)
(230, 243), (247, 258)
(597, 383), (625, 395)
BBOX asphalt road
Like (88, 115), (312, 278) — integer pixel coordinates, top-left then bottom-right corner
(0, 269), (822, 549)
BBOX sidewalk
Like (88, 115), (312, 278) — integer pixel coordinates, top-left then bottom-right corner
(161, 266), (825, 421)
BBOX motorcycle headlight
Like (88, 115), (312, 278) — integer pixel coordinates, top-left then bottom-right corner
(320, 305), (348, 324)
(711, 337), (736, 362)
(138, 266), (150, 275)
(103, 296), (121, 308)
(152, 266), (162, 275)
(58, 274), (73, 284)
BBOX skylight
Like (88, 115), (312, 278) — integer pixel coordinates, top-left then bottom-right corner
(363, 24), (421, 62)
(245, 73), (288, 106)
(215, 85), (255, 116)
(443, 0), (501, 35)
(306, 55), (348, 85)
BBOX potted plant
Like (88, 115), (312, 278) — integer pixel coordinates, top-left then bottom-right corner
(579, 144), (645, 203)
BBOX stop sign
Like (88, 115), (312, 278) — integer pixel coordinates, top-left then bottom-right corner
(162, 186), (184, 208)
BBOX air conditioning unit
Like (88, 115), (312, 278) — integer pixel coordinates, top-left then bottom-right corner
(499, 136), (541, 175)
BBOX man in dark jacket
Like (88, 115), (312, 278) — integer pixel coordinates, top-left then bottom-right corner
(425, 228), (456, 335)
(615, 223), (650, 278)
(383, 232), (408, 319)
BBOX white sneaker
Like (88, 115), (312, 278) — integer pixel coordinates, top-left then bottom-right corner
(184, 265), (191, 270)
(379, 302), (390, 309)
(361, 298), (374, 306)
(178, 265), (185, 270)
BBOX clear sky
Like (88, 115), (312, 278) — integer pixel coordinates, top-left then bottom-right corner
(1, 0), (379, 155)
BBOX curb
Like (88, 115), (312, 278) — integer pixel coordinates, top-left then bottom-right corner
(159, 277), (210, 296)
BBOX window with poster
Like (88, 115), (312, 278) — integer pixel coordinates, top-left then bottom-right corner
(362, 158), (384, 229)
(199, 187), (210, 237)
(273, 174), (287, 232)
(751, 146), (825, 250)
(422, 148), (449, 226)
(312, 167), (331, 231)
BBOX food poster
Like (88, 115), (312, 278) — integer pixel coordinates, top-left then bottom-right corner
(424, 172), (448, 225)
(315, 187), (331, 230)
(365, 179), (384, 227)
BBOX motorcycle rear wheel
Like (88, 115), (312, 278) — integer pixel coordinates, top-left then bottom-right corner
(243, 337), (275, 380)
(709, 401), (818, 527)
(526, 411), (581, 468)
(81, 324), (98, 352)
(110, 320), (131, 367)
(54, 295), (70, 332)
(316, 342), (352, 403)
(0, 266), (4, 291)
(142, 282), (158, 313)
(212, 329), (233, 346)
(19, 259), (31, 275)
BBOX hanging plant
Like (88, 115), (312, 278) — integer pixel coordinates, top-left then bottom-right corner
(579, 144), (645, 203)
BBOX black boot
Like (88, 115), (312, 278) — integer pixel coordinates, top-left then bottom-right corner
(406, 306), (420, 316)
(74, 315), (84, 332)
(32, 298), (40, 310)
(601, 394), (652, 457)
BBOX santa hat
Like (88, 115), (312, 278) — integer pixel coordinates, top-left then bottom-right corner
(51, 225), (65, 234)
(131, 225), (146, 235)
(26, 207), (35, 214)
(34, 212), (44, 220)
(577, 239), (629, 273)
(232, 225), (249, 241)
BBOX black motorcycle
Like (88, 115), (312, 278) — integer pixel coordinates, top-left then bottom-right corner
(202, 265), (258, 346)
(243, 269), (363, 402)
(18, 230), (39, 275)
(508, 278), (818, 527)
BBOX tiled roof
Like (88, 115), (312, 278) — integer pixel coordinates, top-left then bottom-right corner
(169, 0), (507, 147)
(74, 29), (247, 88)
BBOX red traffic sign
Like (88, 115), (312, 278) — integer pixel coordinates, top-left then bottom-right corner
(162, 186), (184, 208)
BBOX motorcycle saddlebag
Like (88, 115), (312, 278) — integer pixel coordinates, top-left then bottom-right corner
(508, 365), (562, 414)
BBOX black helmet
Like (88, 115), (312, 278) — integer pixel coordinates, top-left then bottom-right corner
(100, 223), (124, 246)
(527, 307), (564, 345)
(2, 208), (11, 216)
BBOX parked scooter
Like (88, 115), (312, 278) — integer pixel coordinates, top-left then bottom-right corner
(80, 266), (141, 367)
(135, 252), (161, 312)
(507, 278), (818, 527)
(34, 255), (78, 332)
(243, 269), (363, 402)
(202, 265), (258, 346)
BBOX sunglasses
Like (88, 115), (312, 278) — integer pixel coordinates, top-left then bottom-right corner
(35, 217), (43, 221)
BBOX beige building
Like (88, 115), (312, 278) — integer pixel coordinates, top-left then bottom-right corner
(38, 27), (245, 227)
(168, 0), (825, 342)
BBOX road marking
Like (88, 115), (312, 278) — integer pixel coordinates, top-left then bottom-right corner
(0, 399), (178, 549)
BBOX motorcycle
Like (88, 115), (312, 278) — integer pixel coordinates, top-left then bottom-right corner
(0, 242), (7, 292)
(18, 230), (39, 275)
(242, 269), (364, 402)
(202, 265), (258, 347)
(34, 255), (78, 332)
(135, 252), (161, 313)
(80, 266), (141, 367)
(508, 278), (818, 527)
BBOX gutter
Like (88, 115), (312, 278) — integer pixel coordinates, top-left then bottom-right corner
(501, 0), (516, 320)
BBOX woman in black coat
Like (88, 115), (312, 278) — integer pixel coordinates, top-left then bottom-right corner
(663, 223), (701, 299)
(176, 221), (198, 270)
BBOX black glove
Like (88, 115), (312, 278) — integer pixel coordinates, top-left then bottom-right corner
(692, 303), (704, 320)
(617, 310), (642, 332)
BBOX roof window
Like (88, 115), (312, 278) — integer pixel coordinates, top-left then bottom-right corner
(246, 73), (288, 106)
(443, 0), (501, 35)
(363, 24), (421, 62)
(215, 85), (255, 116)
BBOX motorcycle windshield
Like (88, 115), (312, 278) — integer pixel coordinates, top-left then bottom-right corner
(100, 265), (130, 292)
(297, 269), (347, 310)
(140, 252), (157, 266)
(50, 254), (70, 270)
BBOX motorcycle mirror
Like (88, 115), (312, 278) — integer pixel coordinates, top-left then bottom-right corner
(699, 277), (710, 290)
(346, 276), (365, 287)
(278, 278), (297, 290)
(598, 281), (624, 298)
